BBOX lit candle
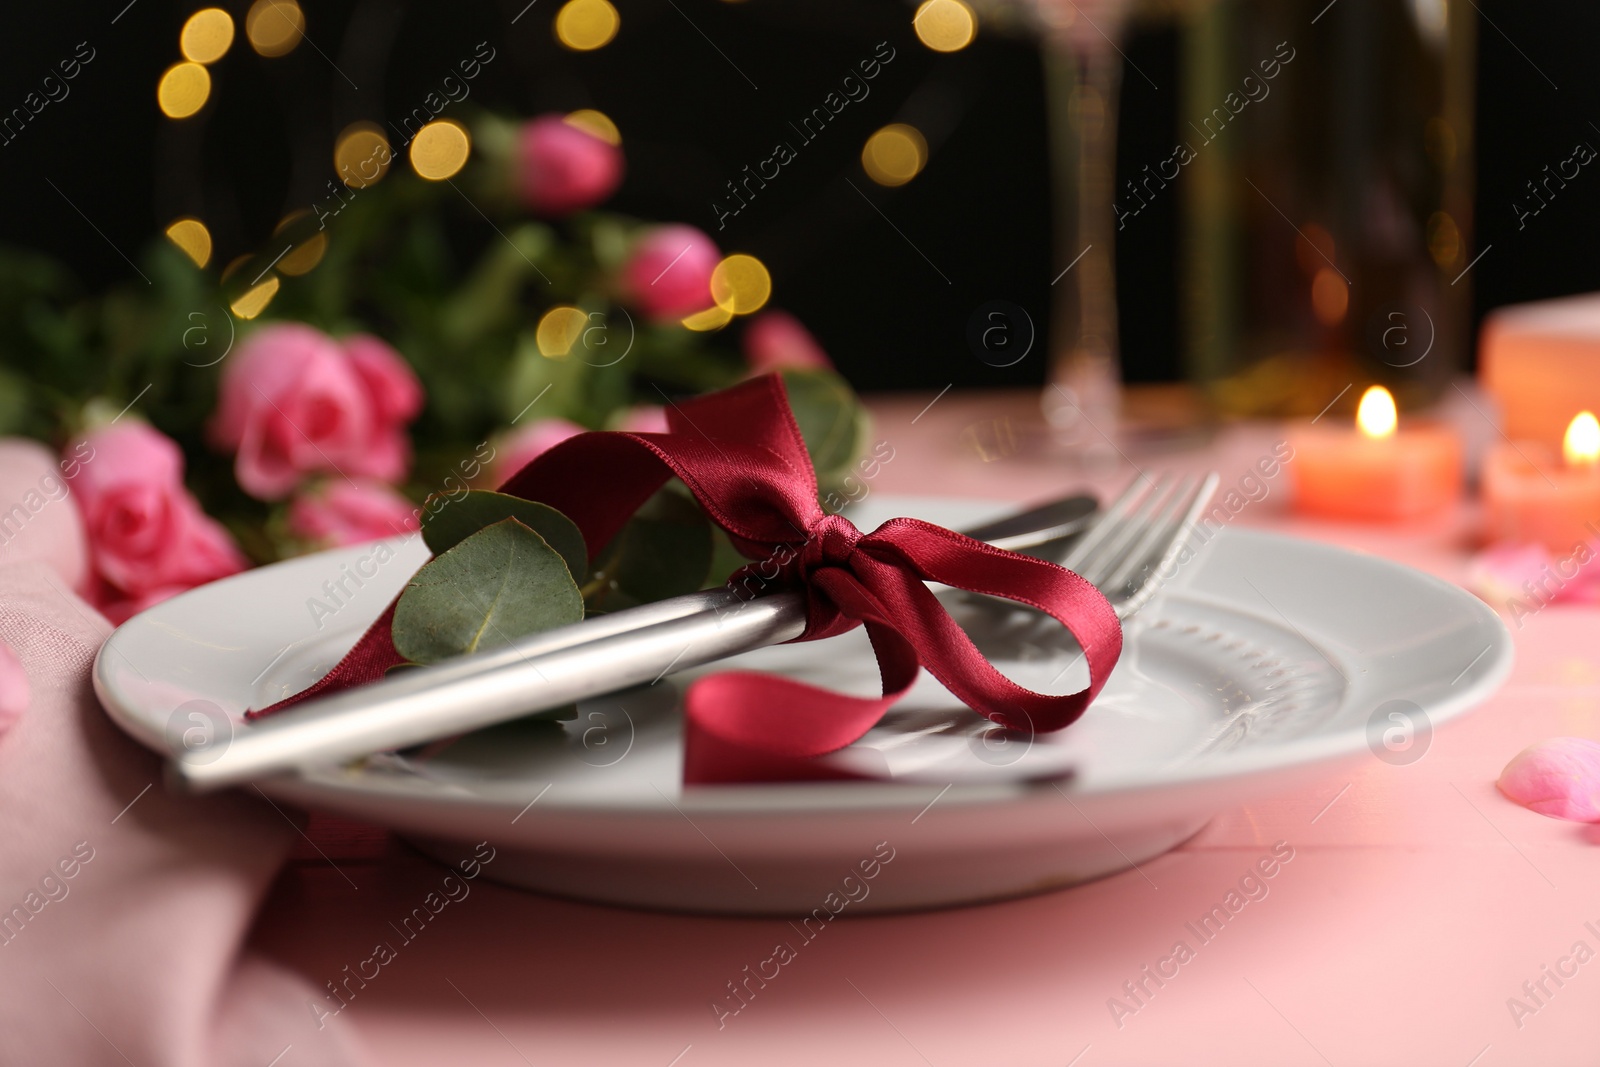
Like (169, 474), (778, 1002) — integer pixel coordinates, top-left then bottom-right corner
(1483, 411), (1600, 552)
(1289, 385), (1465, 521)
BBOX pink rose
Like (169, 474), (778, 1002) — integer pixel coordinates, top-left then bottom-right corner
(1498, 737), (1600, 821)
(210, 323), (422, 500)
(614, 405), (669, 435)
(515, 114), (624, 216)
(66, 422), (246, 619)
(742, 310), (833, 373)
(289, 479), (421, 548)
(0, 641), (27, 737)
(492, 418), (586, 484)
(620, 225), (720, 321)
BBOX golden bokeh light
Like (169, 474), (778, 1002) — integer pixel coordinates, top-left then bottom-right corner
(230, 275), (281, 320)
(555, 0), (620, 51)
(181, 8), (235, 64)
(272, 212), (327, 276)
(334, 122), (392, 188)
(409, 120), (470, 181)
(246, 0), (304, 58)
(682, 304), (734, 332)
(710, 254), (771, 316)
(565, 109), (621, 146)
(913, 0), (977, 53)
(1426, 211), (1460, 268)
(157, 62), (211, 119)
(862, 123), (928, 187)
(1564, 411), (1600, 467)
(536, 306), (588, 358)
(1310, 267), (1348, 326)
(1357, 385), (1398, 440)
(164, 218), (213, 268)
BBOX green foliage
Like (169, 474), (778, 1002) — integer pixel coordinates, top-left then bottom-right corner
(586, 486), (715, 610)
(392, 517), (584, 665)
(421, 490), (587, 579)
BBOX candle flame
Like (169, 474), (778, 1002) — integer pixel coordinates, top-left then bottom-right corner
(1564, 411), (1600, 467)
(1356, 386), (1397, 440)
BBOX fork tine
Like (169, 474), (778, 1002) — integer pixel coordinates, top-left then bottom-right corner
(1110, 471), (1220, 619)
(1058, 475), (1157, 574)
(1098, 475), (1198, 594)
(1075, 473), (1181, 588)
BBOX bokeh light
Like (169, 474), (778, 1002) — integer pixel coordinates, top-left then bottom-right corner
(230, 276), (280, 320)
(555, 0), (620, 51)
(682, 304), (733, 332)
(710, 254), (771, 316)
(164, 218), (212, 268)
(180, 8), (235, 64)
(536, 306), (588, 358)
(565, 109), (621, 146)
(246, 0), (304, 58)
(409, 120), (470, 181)
(1311, 268), (1348, 326)
(862, 124), (928, 187)
(1426, 211), (1460, 268)
(157, 62), (211, 119)
(913, 0), (976, 53)
(273, 212), (327, 276)
(334, 122), (392, 188)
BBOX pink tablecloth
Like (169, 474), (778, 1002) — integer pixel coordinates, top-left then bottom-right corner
(240, 390), (1600, 1066)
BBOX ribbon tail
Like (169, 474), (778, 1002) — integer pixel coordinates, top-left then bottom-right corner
(682, 620), (920, 784)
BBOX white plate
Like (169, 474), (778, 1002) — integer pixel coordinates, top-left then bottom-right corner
(95, 496), (1512, 913)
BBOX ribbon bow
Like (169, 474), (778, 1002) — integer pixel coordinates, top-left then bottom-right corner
(261, 375), (1122, 783)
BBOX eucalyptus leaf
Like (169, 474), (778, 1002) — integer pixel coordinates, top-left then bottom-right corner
(393, 517), (584, 665)
(590, 487), (713, 606)
(422, 490), (586, 579)
(780, 368), (869, 487)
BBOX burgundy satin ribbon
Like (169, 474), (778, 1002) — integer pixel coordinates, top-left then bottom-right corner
(254, 375), (1123, 783)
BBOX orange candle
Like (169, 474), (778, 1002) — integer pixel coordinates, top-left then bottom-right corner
(1483, 412), (1600, 552)
(1480, 294), (1600, 452)
(1290, 386), (1464, 521)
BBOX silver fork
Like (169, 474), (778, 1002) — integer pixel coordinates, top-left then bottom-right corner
(1060, 471), (1220, 619)
(176, 477), (1217, 791)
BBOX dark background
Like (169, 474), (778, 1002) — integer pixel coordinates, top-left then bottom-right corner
(0, 0), (1592, 393)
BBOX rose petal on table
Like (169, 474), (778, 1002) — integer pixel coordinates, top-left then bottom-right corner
(0, 640), (29, 735)
(1467, 542), (1555, 604)
(1497, 737), (1600, 821)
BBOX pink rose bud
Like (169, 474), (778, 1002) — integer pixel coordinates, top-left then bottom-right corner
(66, 422), (247, 609)
(209, 323), (423, 500)
(742, 310), (833, 373)
(1498, 737), (1600, 821)
(614, 405), (669, 435)
(515, 114), (624, 217)
(620, 225), (721, 321)
(493, 418), (587, 485)
(289, 479), (421, 548)
(0, 641), (28, 736)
